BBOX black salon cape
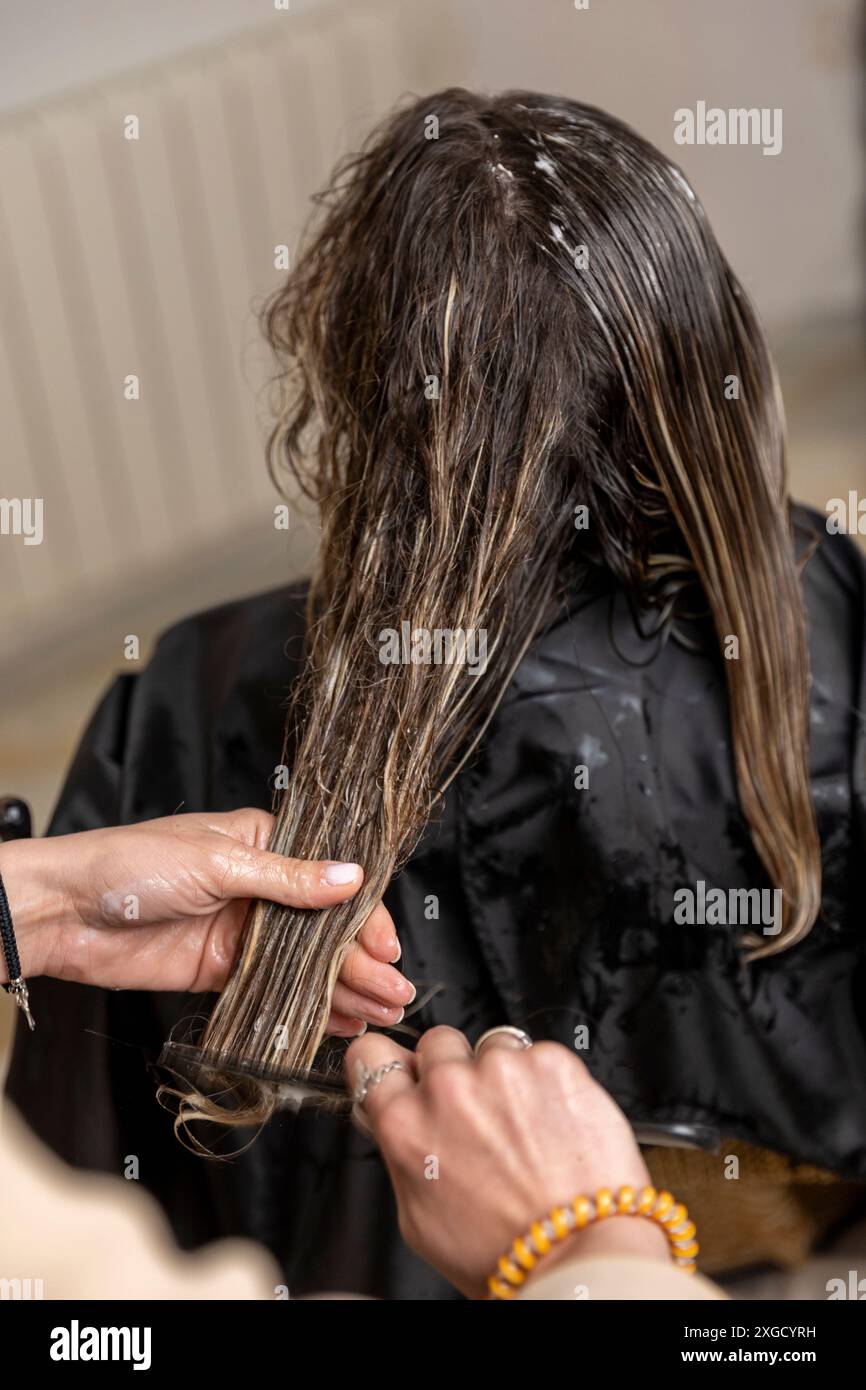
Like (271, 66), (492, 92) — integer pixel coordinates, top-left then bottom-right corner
(7, 506), (866, 1298)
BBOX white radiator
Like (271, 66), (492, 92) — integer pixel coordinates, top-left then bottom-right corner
(0, 0), (464, 683)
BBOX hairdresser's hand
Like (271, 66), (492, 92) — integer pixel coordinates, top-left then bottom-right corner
(344, 1026), (668, 1299)
(0, 811), (409, 1032)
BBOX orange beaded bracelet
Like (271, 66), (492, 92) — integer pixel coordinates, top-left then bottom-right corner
(487, 1185), (698, 1300)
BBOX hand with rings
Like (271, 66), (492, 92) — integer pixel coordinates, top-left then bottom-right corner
(344, 1024), (668, 1299)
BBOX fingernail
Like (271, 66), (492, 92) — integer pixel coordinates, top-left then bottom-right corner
(352, 1021), (367, 1036)
(398, 977), (416, 1004)
(388, 936), (401, 962)
(323, 862), (362, 885)
(376, 1002), (404, 1022)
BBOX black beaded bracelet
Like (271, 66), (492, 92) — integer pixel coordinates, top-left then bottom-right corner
(0, 797), (36, 1031)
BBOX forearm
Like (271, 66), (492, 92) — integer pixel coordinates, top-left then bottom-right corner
(0, 836), (74, 982)
(515, 1213), (722, 1300)
(516, 1250), (726, 1301)
(538, 1211), (671, 1272)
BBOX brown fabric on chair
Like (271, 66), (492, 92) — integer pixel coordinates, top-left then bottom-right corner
(645, 1139), (866, 1276)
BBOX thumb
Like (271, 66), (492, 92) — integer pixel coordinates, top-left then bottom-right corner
(221, 847), (364, 909)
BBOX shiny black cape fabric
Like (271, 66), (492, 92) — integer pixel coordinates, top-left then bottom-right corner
(7, 505), (866, 1297)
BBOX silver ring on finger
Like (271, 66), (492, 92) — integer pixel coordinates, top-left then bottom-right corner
(352, 1060), (409, 1107)
(473, 1025), (533, 1056)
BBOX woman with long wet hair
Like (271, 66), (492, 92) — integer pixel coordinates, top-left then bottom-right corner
(8, 89), (866, 1296)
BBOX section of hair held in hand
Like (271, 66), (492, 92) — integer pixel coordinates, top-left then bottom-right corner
(169, 88), (820, 1134)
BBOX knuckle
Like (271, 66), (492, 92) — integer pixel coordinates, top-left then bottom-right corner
(416, 1024), (458, 1052)
(243, 807), (275, 849)
(477, 1045), (524, 1086)
(529, 1040), (576, 1076)
(425, 1059), (472, 1106)
(338, 950), (377, 996)
(231, 808), (265, 843)
(374, 1093), (416, 1154)
(337, 943), (360, 981)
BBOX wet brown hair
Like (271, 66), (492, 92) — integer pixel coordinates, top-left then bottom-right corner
(165, 88), (820, 1133)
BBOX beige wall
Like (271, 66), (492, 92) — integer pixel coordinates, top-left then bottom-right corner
(460, 0), (862, 331)
(2, 0), (858, 327)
